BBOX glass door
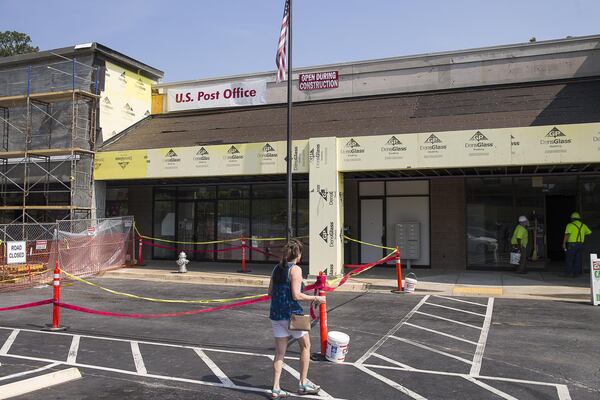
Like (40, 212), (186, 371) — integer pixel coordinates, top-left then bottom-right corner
(177, 201), (195, 257)
(195, 201), (216, 261)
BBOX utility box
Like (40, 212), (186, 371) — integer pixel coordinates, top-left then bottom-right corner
(395, 222), (420, 260)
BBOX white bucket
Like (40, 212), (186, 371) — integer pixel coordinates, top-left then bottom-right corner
(325, 331), (349, 363)
(404, 273), (418, 294)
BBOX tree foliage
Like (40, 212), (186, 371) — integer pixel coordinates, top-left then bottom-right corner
(0, 31), (39, 57)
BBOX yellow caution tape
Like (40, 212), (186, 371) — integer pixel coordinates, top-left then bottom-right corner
(343, 235), (397, 251)
(60, 269), (266, 303)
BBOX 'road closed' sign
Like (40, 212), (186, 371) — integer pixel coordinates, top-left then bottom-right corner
(7, 241), (26, 264)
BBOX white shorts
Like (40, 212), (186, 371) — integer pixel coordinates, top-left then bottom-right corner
(271, 319), (308, 339)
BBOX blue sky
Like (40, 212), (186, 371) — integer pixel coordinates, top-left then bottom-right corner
(2, 0), (599, 82)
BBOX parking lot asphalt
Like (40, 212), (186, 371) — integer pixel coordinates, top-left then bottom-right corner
(0, 278), (599, 399)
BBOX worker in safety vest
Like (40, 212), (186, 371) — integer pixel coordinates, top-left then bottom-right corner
(561, 212), (592, 277)
(511, 216), (529, 274)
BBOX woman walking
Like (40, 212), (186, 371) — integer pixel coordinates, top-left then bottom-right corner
(268, 239), (326, 398)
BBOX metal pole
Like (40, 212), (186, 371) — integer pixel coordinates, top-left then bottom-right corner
(286, 0), (293, 240)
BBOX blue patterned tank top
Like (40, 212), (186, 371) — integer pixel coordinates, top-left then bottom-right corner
(269, 263), (304, 321)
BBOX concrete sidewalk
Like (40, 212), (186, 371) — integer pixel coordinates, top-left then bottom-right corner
(101, 260), (594, 303)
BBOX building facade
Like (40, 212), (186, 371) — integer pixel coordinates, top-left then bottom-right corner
(0, 43), (163, 224)
(96, 35), (600, 275)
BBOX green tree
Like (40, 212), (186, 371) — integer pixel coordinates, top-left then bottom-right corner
(0, 31), (39, 57)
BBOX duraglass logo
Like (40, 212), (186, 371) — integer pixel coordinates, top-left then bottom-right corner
(258, 143), (278, 159)
(420, 134), (446, 151)
(164, 149), (181, 163)
(194, 147), (210, 162)
(118, 162), (129, 169)
(465, 131), (493, 148)
(341, 138), (365, 155)
(225, 145), (243, 161)
(540, 127), (571, 145)
(381, 135), (407, 152)
(511, 134), (520, 146)
(319, 226), (328, 243)
(123, 103), (135, 116)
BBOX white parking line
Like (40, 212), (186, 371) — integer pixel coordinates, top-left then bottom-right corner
(193, 348), (234, 387)
(463, 376), (518, 400)
(0, 330), (19, 355)
(434, 295), (487, 307)
(470, 298), (494, 376)
(371, 353), (415, 370)
(0, 362), (61, 382)
(389, 336), (473, 365)
(423, 302), (486, 317)
(355, 364), (427, 400)
(556, 384), (573, 400)
(66, 335), (80, 365)
(356, 295), (430, 364)
(414, 311), (483, 330)
(0, 353), (341, 400)
(267, 355), (333, 399)
(130, 341), (147, 375)
(404, 323), (478, 345)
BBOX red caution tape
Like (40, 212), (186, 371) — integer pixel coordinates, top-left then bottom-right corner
(0, 298), (53, 312)
(323, 252), (398, 292)
(247, 246), (279, 258)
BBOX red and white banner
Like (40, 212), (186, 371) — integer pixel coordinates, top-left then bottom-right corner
(166, 80), (267, 112)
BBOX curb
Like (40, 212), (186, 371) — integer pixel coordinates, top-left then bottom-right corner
(0, 367), (82, 399)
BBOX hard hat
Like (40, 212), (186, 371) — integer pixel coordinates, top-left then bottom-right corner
(570, 212), (581, 219)
(518, 215), (528, 223)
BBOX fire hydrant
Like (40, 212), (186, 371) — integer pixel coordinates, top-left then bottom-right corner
(176, 251), (189, 273)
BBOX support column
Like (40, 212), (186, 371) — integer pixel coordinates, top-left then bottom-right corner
(309, 137), (343, 277)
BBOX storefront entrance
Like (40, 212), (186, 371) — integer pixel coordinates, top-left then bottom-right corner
(466, 175), (599, 270)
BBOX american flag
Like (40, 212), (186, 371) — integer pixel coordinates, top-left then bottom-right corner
(276, 0), (290, 83)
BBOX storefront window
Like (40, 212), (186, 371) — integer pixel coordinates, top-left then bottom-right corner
(106, 187), (128, 217)
(153, 199), (176, 258)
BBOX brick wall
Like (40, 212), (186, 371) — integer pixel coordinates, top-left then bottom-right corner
(430, 178), (466, 269)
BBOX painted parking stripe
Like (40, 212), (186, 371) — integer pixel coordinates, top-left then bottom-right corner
(556, 384), (573, 400)
(372, 353), (415, 370)
(389, 336), (473, 365)
(0, 362), (61, 382)
(360, 363), (571, 396)
(0, 326), (300, 362)
(0, 330), (19, 355)
(433, 295), (487, 307)
(267, 355), (333, 399)
(414, 311), (483, 330)
(0, 353), (342, 400)
(423, 302), (486, 317)
(404, 322), (479, 345)
(463, 376), (518, 400)
(193, 348), (234, 387)
(130, 341), (147, 375)
(356, 295), (430, 364)
(470, 298), (494, 376)
(355, 364), (427, 400)
(66, 335), (80, 365)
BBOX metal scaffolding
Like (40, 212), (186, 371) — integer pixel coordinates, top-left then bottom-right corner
(0, 56), (99, 224)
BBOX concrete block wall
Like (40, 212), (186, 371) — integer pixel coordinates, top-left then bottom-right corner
(430, 178), (466, 269)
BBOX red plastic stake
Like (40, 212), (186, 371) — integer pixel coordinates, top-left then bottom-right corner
(318, 272), (328, 357)
(137, 237), (143, 266)
(395, 246), (404, 292)
(238, 237), (251, 273)
(44, 261), (66, 331)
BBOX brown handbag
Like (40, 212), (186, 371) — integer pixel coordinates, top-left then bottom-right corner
(289, 313), (311, 331)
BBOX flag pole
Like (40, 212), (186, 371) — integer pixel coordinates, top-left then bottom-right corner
(286, 0), (293, 240)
